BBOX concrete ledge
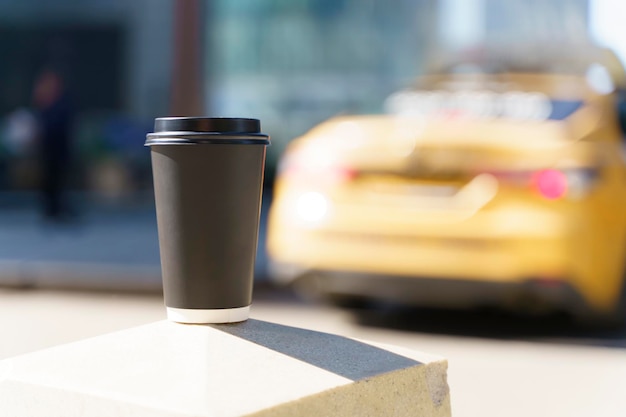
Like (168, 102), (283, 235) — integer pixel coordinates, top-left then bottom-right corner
(0, 319), (450, 417)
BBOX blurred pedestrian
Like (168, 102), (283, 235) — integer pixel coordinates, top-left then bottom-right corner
(32, 68), (75, 222)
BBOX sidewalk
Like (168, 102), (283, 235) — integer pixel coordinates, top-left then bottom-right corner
(0, 191), (271, 291)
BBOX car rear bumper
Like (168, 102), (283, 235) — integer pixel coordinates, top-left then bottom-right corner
(266, 190), (626, 312)
(269, 227), (570, 284)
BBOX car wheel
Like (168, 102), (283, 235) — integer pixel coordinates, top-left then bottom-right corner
(589, 271), (626, 328)
(611, 277), (626, 327)
(572, 273), (626, 329)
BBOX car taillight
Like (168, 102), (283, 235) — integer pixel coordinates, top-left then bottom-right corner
(328, 167), (358, 183)
(485, 167), (598, 200)
(533, 169), (568, 200)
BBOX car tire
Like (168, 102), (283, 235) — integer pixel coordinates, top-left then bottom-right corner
(609, 251), (626, 327)
(610, 277), (626, 327)
(588, 272), (626, 329)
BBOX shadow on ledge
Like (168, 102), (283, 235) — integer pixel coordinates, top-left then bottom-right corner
(212, 318), (421, 381)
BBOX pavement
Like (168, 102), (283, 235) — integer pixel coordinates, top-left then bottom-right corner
(0, 190), (271, 291)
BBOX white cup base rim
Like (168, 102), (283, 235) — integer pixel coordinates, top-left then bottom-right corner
(166, 306), (250, 324)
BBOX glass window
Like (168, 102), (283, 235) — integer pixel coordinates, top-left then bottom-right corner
(208, 0), (436, 173)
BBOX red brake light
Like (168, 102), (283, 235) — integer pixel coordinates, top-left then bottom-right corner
(475, 167), (596, 199)
(533, 169), (567, 200)
(329, 167), (358, 183)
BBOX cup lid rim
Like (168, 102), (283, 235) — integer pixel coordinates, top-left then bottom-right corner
(154, 117), (262, 135)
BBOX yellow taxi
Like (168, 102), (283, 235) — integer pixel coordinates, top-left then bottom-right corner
(267, 53), (626, 323)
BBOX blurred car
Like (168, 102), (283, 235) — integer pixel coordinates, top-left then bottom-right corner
(267, 50), (626, 323)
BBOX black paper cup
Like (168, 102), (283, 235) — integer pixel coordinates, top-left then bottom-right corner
(146, 117), (269, 324)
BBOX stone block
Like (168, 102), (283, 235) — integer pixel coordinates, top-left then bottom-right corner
(0, 319), (450, 416)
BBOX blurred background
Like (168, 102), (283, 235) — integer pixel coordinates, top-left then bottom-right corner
(1, 1), (626, 416)
(0, 0), (614, 287)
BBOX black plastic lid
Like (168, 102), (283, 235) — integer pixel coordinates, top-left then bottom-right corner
(154, 117), (261, 134)
(146, 117), (270, 146)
